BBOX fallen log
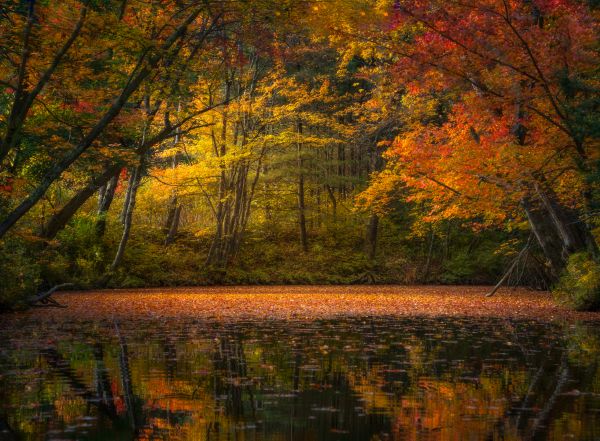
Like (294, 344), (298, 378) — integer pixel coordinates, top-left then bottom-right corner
(27, 283), (73, 307)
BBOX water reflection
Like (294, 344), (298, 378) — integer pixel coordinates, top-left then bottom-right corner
(1, 317), (599, 440)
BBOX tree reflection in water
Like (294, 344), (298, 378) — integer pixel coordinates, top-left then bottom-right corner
(0, 317), (599, 440)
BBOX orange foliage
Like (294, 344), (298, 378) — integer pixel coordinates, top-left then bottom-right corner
(9, 286), (600, 322)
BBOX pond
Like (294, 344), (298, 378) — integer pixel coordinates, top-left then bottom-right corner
(1, 286), (600, 440)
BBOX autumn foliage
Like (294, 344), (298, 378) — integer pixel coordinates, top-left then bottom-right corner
(0, 0), (599, 309)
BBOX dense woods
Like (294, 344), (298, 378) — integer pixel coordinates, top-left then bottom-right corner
(0, 0), (599, 309)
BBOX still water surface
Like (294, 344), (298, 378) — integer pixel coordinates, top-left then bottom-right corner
(1, 291), (600, 440)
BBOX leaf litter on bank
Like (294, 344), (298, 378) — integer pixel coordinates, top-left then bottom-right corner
(4, 285), (600, 322)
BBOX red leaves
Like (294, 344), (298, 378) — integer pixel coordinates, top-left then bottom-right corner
(360, 0), (598, 226)
(0, 177), (14, 194)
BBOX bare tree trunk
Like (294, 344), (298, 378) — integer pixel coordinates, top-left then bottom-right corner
(111, 158), (143, 271)
(120, 167), (136, 226)
(163, 193), (178, 233)
(325, 184), (337, 222)
(96, 169), (119, 237)
(163, 116), (181, 236)
(41, 163), (121, 240)
(0, 5), (88, 165)
(230, 147), (266, 261)
(0, 7), (204, 239)
(521, 197), (565, 278)
(534, 182), (598, 259)
(423, 227), (435, 282)
(164, 204), (182, 245)
(205, 79), (232, 267)
(297, 121), (308, 252)
(366, 213), (379, 260)
(337, 144), (345, 199)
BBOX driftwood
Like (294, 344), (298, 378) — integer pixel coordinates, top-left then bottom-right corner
(486, 236), (532, 297)
(27, 283), (73, 307)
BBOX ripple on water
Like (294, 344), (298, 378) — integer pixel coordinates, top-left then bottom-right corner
(0, 290), (600, 440)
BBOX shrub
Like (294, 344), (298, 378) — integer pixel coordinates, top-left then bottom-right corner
(554, 252), (600, 311)
(0, 239), (40, 310)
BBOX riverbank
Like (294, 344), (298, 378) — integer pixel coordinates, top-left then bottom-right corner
(8, 285), (600, 322)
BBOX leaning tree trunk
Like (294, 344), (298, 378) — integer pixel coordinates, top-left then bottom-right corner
(41, 163), (121, 240)
(0, 7), (203, 239)
(534, 182), (599, 260)
(522, 196), (566, 279)
(522, 184), (599, 283)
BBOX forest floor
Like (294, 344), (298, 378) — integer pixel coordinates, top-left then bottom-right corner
(10, 285), (600, 322)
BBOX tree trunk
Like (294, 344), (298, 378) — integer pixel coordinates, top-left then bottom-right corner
(205, 79), (232, 267)
(423, 227), (435, 282)
(325, 184), (337, 222)
(0, 7), (203, 239)
(164, 204), (182, 245)
(366, 213), (379, 260)
(41, 163), (121, 240)
(163, 193), (178, 234)
(297, 121), (308, 252)
(534, 182), (598, 259)
(111, 158), (143, 271)
(96, 169), (119, 237)
(337, 144), (345, 199)
(119, 167), (136, 225)
(521, 196), (566, 278)
(0, 5), (88, 166)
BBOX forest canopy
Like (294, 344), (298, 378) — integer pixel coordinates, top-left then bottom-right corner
(0, 0), (599, 309)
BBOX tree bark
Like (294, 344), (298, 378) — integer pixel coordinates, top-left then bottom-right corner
(0, 4), (88, 166)
(366, 213), (378, 260)
(164, 204), (182, 245)
(119, 167), (136, 226)
(521, 196), (565, 278)
(163, 193), (178, 234)
(95, 169), (119, 237)
(111, 158), (143, 271)
(423, 227), (435, 282)
(534, 182), (598, 259)
(41, 163), (121, 240)
(297, 121), (308, 252)
(325, 184), (337, 222)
